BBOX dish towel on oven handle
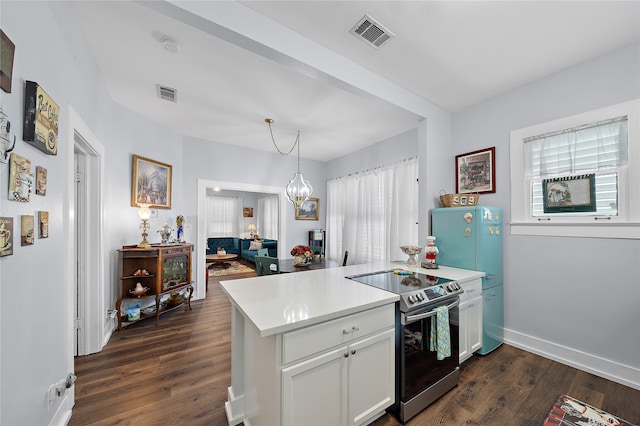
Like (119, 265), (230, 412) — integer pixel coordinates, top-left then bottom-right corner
(429, 305), (451, 360)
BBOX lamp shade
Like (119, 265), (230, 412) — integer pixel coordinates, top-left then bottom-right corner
(138, 204), (152, 220)
(248, 223), (256, 232)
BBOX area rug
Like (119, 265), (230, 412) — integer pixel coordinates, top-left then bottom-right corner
(541, 394), (636, 426)
(208, 260), (254, 277)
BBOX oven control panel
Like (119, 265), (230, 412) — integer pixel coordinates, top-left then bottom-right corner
(401, 281), (463, 309)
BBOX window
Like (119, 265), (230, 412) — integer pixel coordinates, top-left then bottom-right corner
(206, 196), (242, 237)
(510, 99), (639, 239)
(326, 157), (418, 263)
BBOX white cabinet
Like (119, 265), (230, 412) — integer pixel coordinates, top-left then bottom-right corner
(458, 278), (483, 363)
(281, 305), (395, 426)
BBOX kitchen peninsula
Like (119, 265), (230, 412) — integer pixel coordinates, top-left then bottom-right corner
(220, 262), (485, 426)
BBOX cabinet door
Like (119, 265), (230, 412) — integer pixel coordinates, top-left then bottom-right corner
(457, 300), (471, 363)
(348, 328), (395, 426)
(282, 346), (348, 426)
(467, 297), (483, 354)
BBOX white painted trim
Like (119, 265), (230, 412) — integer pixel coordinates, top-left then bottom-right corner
(509, 99), (640, 239)
(196, 179), (287, 300)
(68, 106), (106, 356)
(47, 393), (72, 426)
(504, 328), (640, 391)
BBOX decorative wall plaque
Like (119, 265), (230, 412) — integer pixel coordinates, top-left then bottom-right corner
(23, 80), (59, 155)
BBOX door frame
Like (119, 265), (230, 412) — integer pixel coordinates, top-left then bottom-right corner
(196, 179), (287, 299)
(68, 106), (106, 357)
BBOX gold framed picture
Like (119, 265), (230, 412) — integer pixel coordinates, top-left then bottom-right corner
(131, 155), (172, 209)
(296, 198), (319, 220)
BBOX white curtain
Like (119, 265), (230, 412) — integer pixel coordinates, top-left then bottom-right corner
(326, 157), (418, 265)
(206, 196), (243, 237)
(257, 196), (279, 240)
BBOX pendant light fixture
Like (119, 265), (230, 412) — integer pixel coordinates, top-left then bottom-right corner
(265, 118), (313, 209)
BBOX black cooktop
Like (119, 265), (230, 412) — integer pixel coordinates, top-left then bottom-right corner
(346, 269), (455, 295)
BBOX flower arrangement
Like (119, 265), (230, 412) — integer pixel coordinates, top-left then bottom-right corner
(290, 245), (313, 258)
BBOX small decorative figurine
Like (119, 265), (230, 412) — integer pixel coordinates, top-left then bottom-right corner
(129, 282), (149, 298)
(176, 215), (185, 242)
(423, 236), (439, 269)
(158, 223), (172, 245)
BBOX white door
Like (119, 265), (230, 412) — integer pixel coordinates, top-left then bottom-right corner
(69, 107), (105, 356)
(348, 328), (395, 426)
(281, 346), (348, 426)
(468, 298), (483, 354)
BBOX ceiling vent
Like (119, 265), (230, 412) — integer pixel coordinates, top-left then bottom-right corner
(156, 84), (177, 103)
(349, 15), (395, 49)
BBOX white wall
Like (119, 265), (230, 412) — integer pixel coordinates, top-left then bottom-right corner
(0, 2), (186, 424)
(452, 42), (640, 388)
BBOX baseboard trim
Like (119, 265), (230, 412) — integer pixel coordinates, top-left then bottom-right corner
(504, 328), (639, 391)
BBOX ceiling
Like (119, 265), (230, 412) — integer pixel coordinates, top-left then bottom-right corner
(71, 1), (639, 162)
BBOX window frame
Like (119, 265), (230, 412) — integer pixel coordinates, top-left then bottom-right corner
(510, 99), (640, 239)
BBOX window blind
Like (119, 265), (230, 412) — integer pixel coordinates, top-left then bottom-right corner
(524, 116), (628, 216)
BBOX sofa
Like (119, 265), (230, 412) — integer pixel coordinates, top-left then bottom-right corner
(240, 238), (277, 263)
(206, 237), (241, 256)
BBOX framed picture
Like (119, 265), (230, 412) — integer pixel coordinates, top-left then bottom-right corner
(38, 211), (49, 238)
(23, 81), (59, 155)
(21, 215), (34, 246)
(456, 147), (496, 194)
(131, 155), (172, 209)
(0, 30), (15, 93)
(296, 197), (319, 220)
(243, 207), (253, 218)
(8, 153), (33, 202)
(0, 217), (13, 256)
(543, 174), (596, 214)
(36, 166), (47, 196)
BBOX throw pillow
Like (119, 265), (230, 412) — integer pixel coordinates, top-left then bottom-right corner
(249, 241), (262, 251)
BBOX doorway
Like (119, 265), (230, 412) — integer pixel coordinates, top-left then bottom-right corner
(196, 179), (288, 299)
(69, 107), (105, 356)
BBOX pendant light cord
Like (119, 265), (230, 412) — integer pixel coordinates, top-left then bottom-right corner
(266, 119), (300, 157)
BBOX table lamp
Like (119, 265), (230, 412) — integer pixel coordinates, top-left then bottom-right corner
(137, 203), (152, 248)
(248, 223), (256, 239)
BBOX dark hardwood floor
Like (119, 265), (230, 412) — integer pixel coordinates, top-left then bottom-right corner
(70, 270), (639, 426)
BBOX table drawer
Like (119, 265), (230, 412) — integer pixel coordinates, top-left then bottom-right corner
(282, 304), (395, 365)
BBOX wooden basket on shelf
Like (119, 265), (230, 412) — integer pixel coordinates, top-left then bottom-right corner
(439, 190), (480, 207)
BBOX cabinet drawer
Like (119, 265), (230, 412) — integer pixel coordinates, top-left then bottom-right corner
(282, 304), (395, 365)
(459, 278), (482, 303)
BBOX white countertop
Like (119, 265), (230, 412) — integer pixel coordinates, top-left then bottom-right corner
(219, 261), (484, 337)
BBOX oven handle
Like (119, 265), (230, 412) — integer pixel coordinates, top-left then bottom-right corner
(404, 299), (460, 324)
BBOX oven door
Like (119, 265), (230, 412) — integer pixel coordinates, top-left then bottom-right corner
(400, 297), (460, 403)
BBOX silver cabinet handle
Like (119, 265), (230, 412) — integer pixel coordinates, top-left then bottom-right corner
(342, 326), (360, 335)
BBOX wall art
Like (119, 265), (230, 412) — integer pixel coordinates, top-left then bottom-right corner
(38, 211), (49, 238)
(21, 215), (34, 246)
(296, 197), (319, 220)
(455, 147), (496, 194)
(0, 105), (16, 163)
(8, 153), (33, 202)
(35, 166), (47, 195)
(0, 217), (13, 257)
(131, 155), (172, 209)
(0, 30), (15, 93)
(243, 207), (253, 218)
(543, 174), (596, 214)
(23, 80), (59, 155)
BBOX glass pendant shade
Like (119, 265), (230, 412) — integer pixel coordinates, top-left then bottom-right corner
(286, 172), (313, 209)
(264, 118), (313, 209)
